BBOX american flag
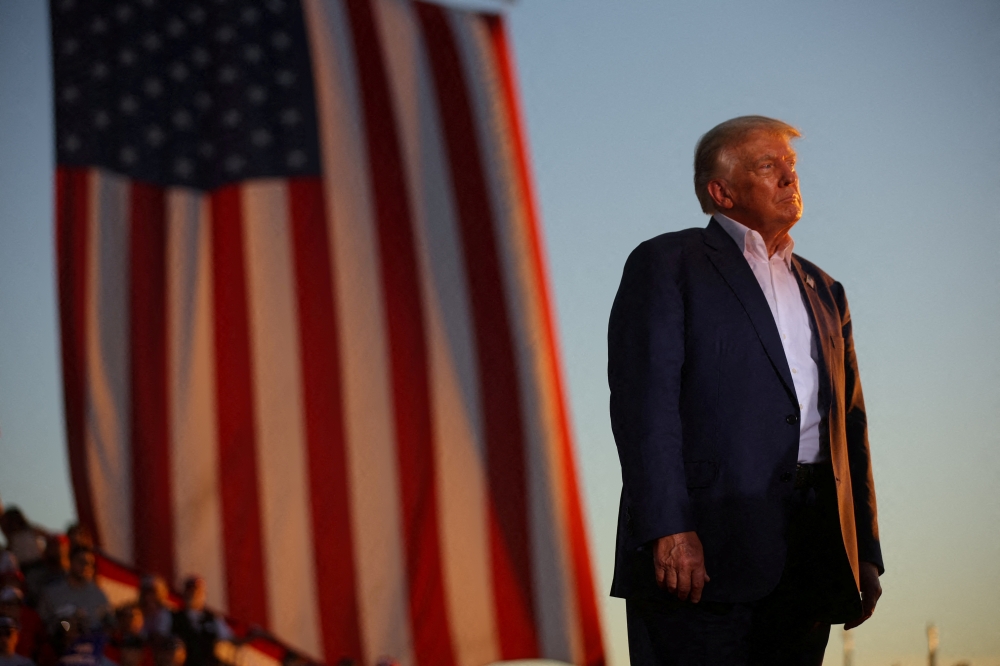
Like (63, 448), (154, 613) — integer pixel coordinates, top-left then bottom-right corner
(51, 1), (604, 665)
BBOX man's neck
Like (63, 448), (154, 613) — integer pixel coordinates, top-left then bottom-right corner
(715, 211), (793, 257)
(762, 231), (792, 258)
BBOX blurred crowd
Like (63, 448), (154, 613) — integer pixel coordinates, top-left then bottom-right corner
(0, 507), (249, 666)
(0, 507), (405, 666)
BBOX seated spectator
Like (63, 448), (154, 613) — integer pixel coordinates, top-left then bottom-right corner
(0, 587), (45, 665)
(38, 548), (109, 633)
(0, 616), (34, 666)
(136, 579), (169, 643)
(0, 511), (44, 577)
(168, 578), (232, 666)
(49, 611), (111, 666)
(105, 606), (152, 666)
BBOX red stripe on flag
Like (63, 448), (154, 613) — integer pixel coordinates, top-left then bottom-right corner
(415, 5), (539, 659)
(57, 167), (100, 546)
(210, 185), (269, 627)
(287, 177), (363, 662)
(342, 2), (456, 664)
(129, 182), (175, 581)
(486, 17), (606, 665)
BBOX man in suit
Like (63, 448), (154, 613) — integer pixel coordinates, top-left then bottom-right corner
(608, 116), (883, 665)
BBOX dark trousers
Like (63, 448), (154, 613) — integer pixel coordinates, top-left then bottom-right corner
(627, 465), (854, 666)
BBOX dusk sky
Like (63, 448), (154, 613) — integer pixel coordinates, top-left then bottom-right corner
(1, 1), (998, 665)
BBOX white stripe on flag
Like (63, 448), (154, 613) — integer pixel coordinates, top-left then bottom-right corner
(459, 15), (585, 663)
(86, 169), (134, 563)
(303, 1), (413, 661)
(167, 188), (227, 606)
(377, 1), (500, 663)
(241, 180), (323, 658)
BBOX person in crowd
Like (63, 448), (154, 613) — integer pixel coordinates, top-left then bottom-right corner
(25, 538), (68, 607)
(0, 512), (44, 579)
(0, 554), (21, 597)
(105, 605), (152, 666)
(0, 587), (44, 665)
(168, 578), (232, 666)
(38, 547), (109, 632)
(62, 529), (92, 554)
(0, 616), (34, 666)
(49, 609), (112, 666)
(136, 578), (170, 643)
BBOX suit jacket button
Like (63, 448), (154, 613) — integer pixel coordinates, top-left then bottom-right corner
(785, 414), (799, 425)
(780, 472), (793, 482)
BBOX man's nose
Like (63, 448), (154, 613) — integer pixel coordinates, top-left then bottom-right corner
(779, 163), (798, 187)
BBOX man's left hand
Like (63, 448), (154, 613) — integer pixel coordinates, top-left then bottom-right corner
(844, 561), (881, 630)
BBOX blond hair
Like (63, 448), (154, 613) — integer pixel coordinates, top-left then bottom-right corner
(693, 116), (801, 213)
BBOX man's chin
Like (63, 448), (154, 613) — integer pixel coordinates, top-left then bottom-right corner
(782, 205), (803, 225)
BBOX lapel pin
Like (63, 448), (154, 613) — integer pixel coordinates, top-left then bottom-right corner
(805, 275), (816, 290)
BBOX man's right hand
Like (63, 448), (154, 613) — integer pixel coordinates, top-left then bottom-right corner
(654, 531), (710, 603)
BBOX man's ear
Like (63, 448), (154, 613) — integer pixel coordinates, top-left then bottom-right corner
(707, 179), (734, 211)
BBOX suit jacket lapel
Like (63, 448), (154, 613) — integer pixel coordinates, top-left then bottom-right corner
(704, 219), (797, 404)
(791, 256), (839, 409)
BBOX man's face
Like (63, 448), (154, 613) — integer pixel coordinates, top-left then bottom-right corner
(718, 131), (802, 233)
(184, 580), (207, 611)
(70, 551), (95, 583)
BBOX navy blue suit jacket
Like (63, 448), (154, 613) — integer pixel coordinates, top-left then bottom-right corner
(608, 218), (882, 613)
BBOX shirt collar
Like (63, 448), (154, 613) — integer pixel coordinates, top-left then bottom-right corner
(713, 213), (794, 268)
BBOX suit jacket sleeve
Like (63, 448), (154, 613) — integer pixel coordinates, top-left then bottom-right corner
(835, 281), (884, 573)
(609, 240), (694, 549)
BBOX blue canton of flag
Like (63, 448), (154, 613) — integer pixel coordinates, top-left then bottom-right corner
(52, 0), (321, 190)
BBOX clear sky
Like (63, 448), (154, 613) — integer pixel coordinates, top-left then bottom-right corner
(1, 1), (998, 665)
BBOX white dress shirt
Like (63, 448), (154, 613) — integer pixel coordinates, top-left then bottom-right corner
(714, 214), (824, 463)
